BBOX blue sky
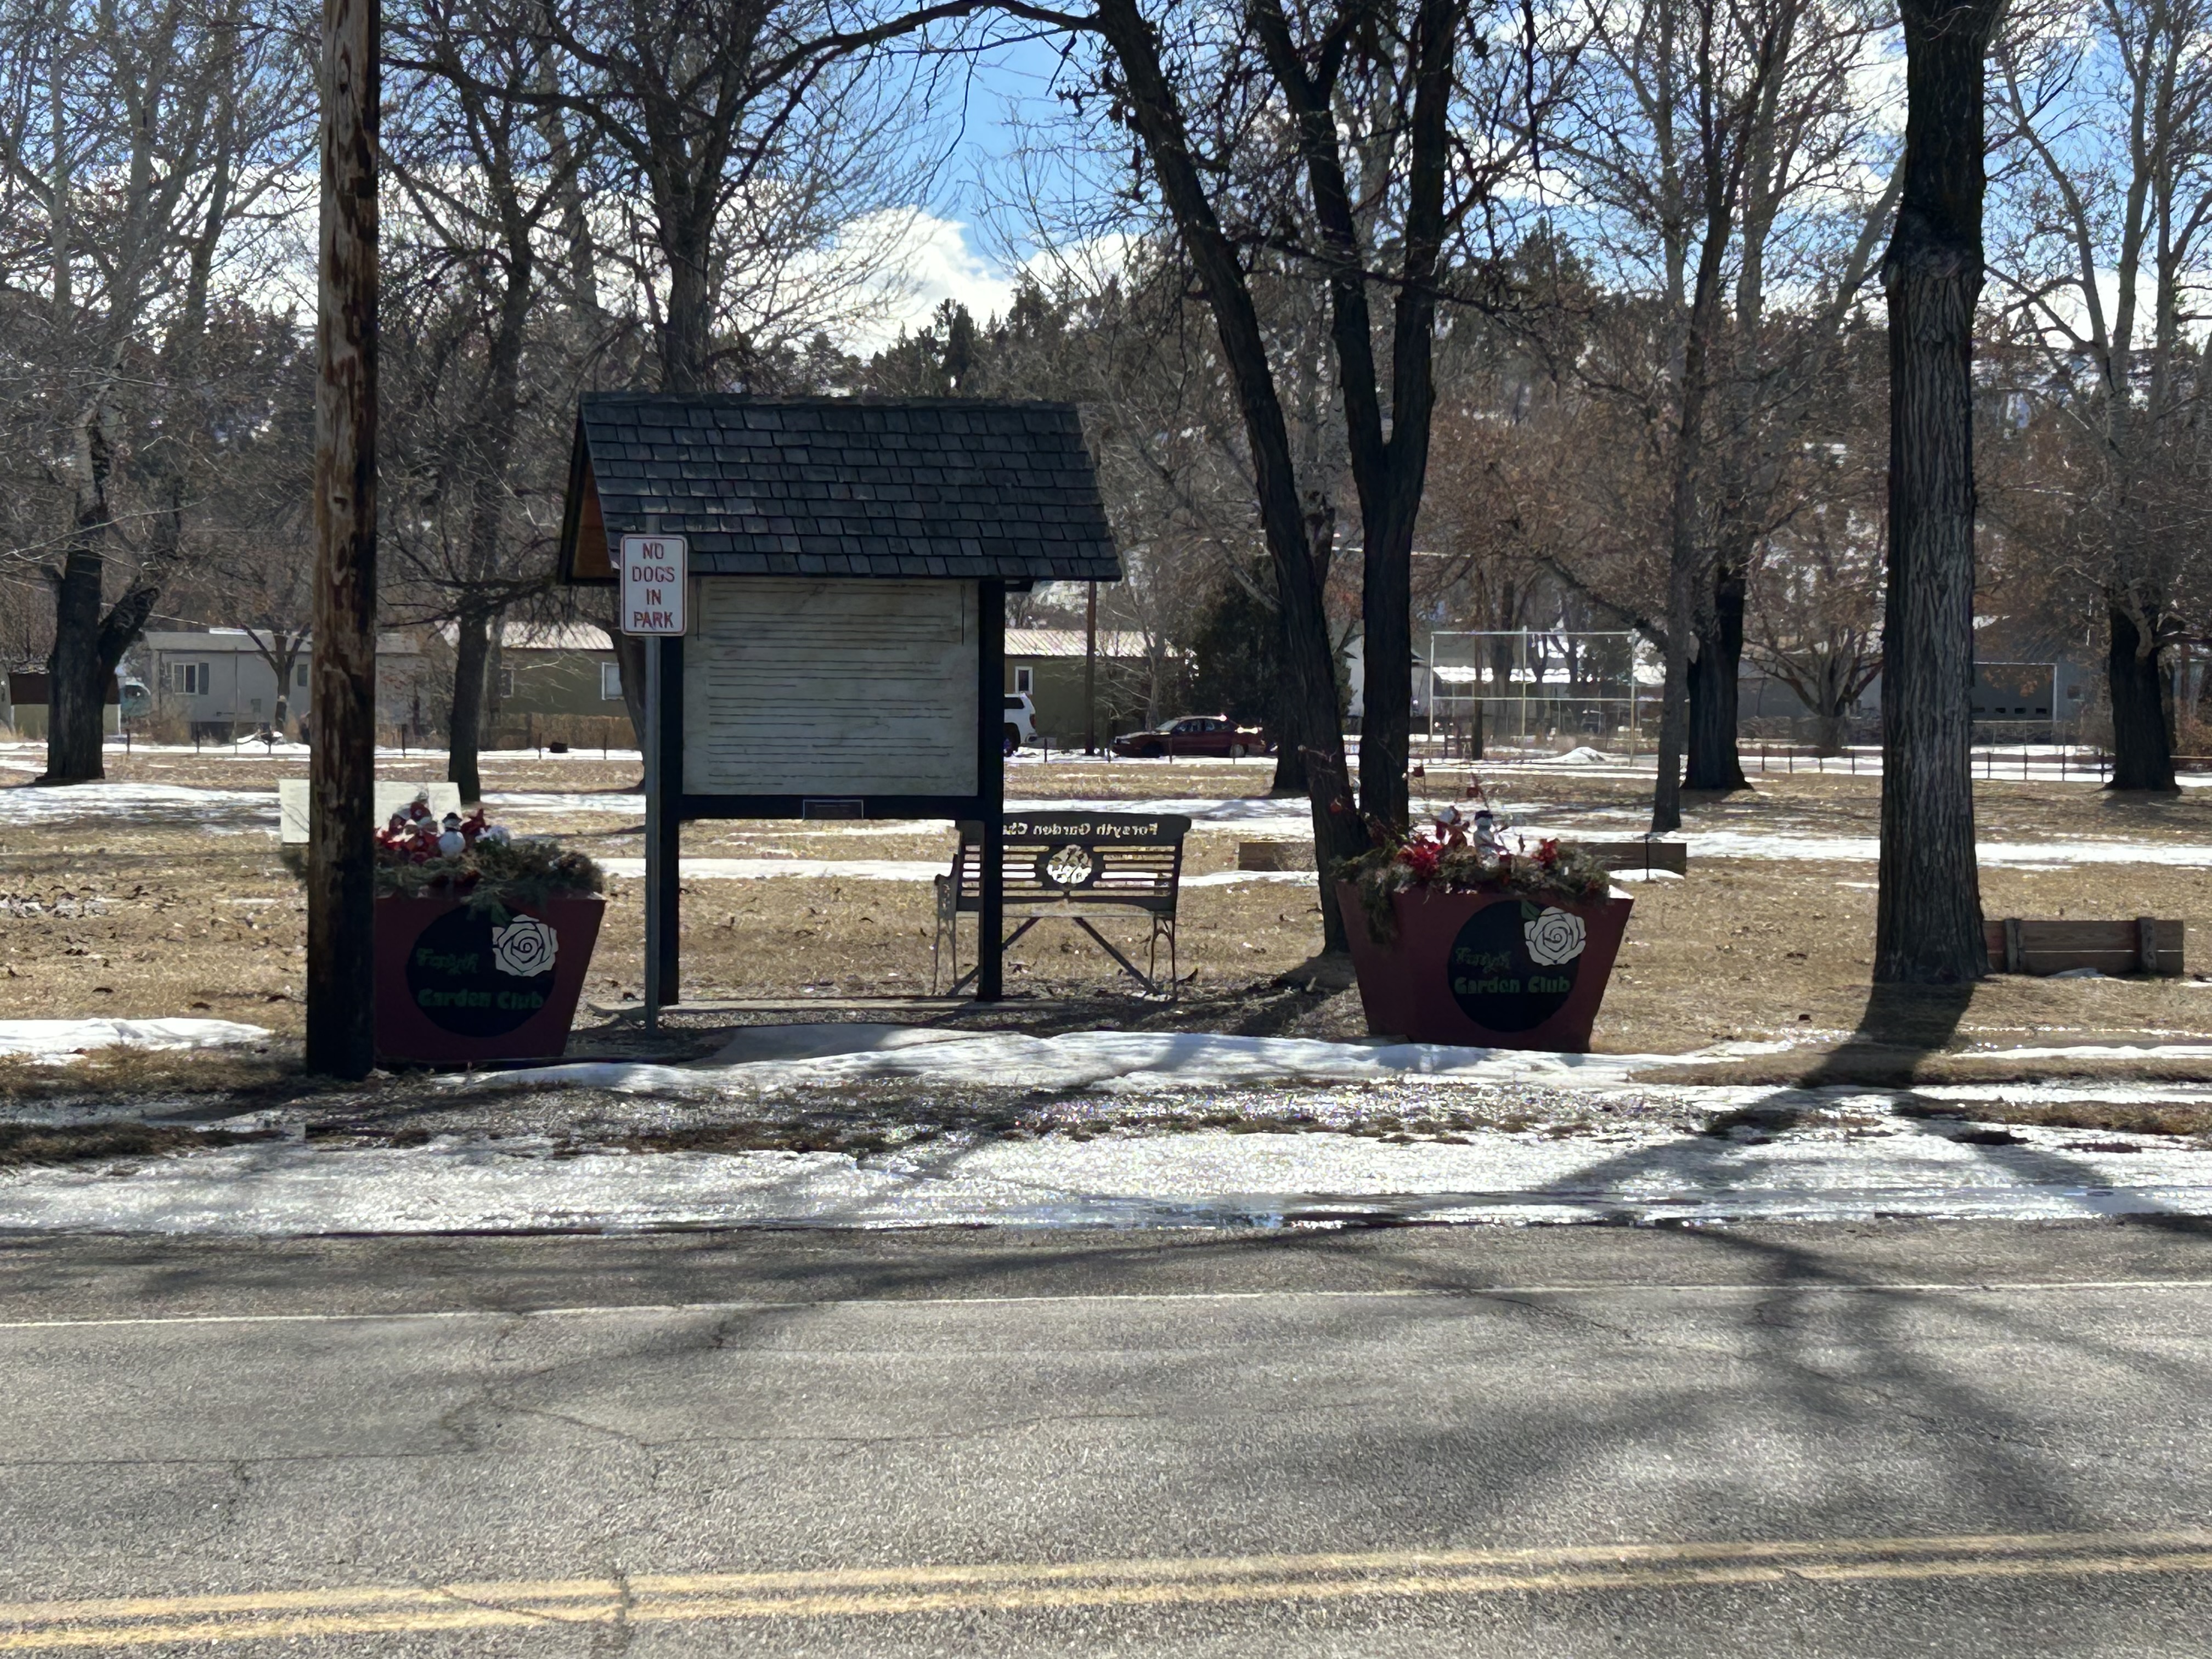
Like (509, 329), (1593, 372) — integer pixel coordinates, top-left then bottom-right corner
(864, 25), (1110, 343)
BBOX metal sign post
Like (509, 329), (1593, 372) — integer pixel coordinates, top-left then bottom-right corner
(976, 579), (1006, 1001)
(623, 535), (686, 1028)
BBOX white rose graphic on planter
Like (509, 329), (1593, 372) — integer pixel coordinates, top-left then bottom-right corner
(491, 915), (558, 978)
(1522, 907), (1587, 968)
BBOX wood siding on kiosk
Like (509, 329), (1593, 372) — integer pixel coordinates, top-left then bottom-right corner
(682, 577), (980, 797)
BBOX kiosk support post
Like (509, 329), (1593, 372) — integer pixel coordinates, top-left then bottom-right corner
(643, 636), (683, 1022)
(977, 579), (1006, 1001)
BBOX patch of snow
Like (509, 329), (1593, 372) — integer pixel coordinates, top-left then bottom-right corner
(1007, 797), (1316, 828)
(482, 748), (642, 762)
(221, 742), (312, 758)
(484, 791), (645, 816)
(706, 1023), (979, 1063)
(1580, 831), (2212, 868)
(1530, 747), (1620, 766)
(446, 1030), (1683, 1101)
(0, 1018), (270, 1061)
(596, 857), (946, 883)
(11, 1105), (2212, 1233)
(1951, 1042), (2212, 1061)
(594, 857), (1314, 887)
(0, 782), (273, 831)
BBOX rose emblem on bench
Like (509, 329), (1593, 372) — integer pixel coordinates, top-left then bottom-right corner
(492, 915), (558, 978)
(1523, 907), (1586, 967)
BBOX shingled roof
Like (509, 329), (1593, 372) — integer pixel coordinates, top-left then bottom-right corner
(558, 394), (1122, 585)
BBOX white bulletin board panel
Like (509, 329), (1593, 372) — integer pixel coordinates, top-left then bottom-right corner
(682, 577), (980, 797)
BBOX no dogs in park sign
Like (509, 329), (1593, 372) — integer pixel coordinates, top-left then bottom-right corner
(620, 535), (686, 635)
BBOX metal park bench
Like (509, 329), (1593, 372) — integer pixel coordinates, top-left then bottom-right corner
(934, 812), (1192, 995)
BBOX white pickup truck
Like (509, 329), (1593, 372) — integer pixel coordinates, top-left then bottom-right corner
(1002, 692), (1037, 751)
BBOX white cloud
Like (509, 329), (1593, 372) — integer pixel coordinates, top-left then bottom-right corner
(841, 210), (1147, 355)
(843, 211), (1021, 353)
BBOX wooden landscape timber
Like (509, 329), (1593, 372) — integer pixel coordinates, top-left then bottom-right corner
(1238, 840), (1311, 872)
(1984, 917), (2185, 977)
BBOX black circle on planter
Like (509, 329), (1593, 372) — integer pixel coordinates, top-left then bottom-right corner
(1447, 900), (1582, 1032)
(403, 906), (557, 1037)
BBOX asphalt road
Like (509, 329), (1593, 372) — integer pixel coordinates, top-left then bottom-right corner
(9, 1219), (2212, 1655)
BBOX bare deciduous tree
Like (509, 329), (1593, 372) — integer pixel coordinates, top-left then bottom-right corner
(0, 0), (310, 780)
(1991, 0), (2212, 790)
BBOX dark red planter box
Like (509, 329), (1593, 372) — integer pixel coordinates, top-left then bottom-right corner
(1335, 882), (1634, 1052)
(375, 895), (604, 1064)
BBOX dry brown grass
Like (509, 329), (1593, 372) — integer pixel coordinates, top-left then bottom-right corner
(0, 1047), (302, 1104)
(8, 759), (2212, 1061)
(1634, 1050), (2212, 1087)
(1895, 1100), (2212, 1139)
(1695, 1093), (2212, 1141)
(0, 1120), (279, 1167)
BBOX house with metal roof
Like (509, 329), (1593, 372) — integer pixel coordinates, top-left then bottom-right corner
(1003, 627), (1175, 746)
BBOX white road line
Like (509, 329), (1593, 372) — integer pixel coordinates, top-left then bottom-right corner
(4, 1277), (2212, 1330)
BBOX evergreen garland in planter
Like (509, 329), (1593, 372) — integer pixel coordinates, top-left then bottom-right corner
(1335, 811), (1610, 945)
(283, 796), (605, 918)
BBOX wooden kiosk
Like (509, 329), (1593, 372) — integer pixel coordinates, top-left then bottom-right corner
(557, 394), (1122, 1009)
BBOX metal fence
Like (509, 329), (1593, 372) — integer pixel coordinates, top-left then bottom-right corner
(1426, 629), (1649, 755)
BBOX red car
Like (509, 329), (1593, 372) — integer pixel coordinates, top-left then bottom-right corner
(1110, 715), (1273, 759)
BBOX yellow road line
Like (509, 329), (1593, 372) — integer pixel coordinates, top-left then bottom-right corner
(7, 1530), (2212, 1649)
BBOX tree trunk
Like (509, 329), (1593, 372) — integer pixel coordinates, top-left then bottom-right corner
(1246, 0), (1453, 835)
(1266, 593), (1308, 796)
(43, 560), (108, 785)
(1651, 71), (1734, 830)
(40, 410), (115, 785)
(1268, 674), (1308, 796)
(444, 215), (530, 798)
(1873, 0), (1999, 985)
(1358, 541), (1413, 829)
(1651, 634), (1690, 833)
(483, 623), (505, 745)
(1686, 558), (1750, 789)
(306, 0), (381, 1077)
(1813, 710), (1847, 755)
(2107, 599), (2176, 790)
(1094, 0), (1367, 947)
(659, 233), (714, 394)
(448, 606), (491, 804)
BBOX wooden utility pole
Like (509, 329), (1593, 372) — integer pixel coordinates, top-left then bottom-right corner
(306, 0), (380, 1075)
(1084, 580), (1098, 754)
(1875, 0), (2001, 984)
